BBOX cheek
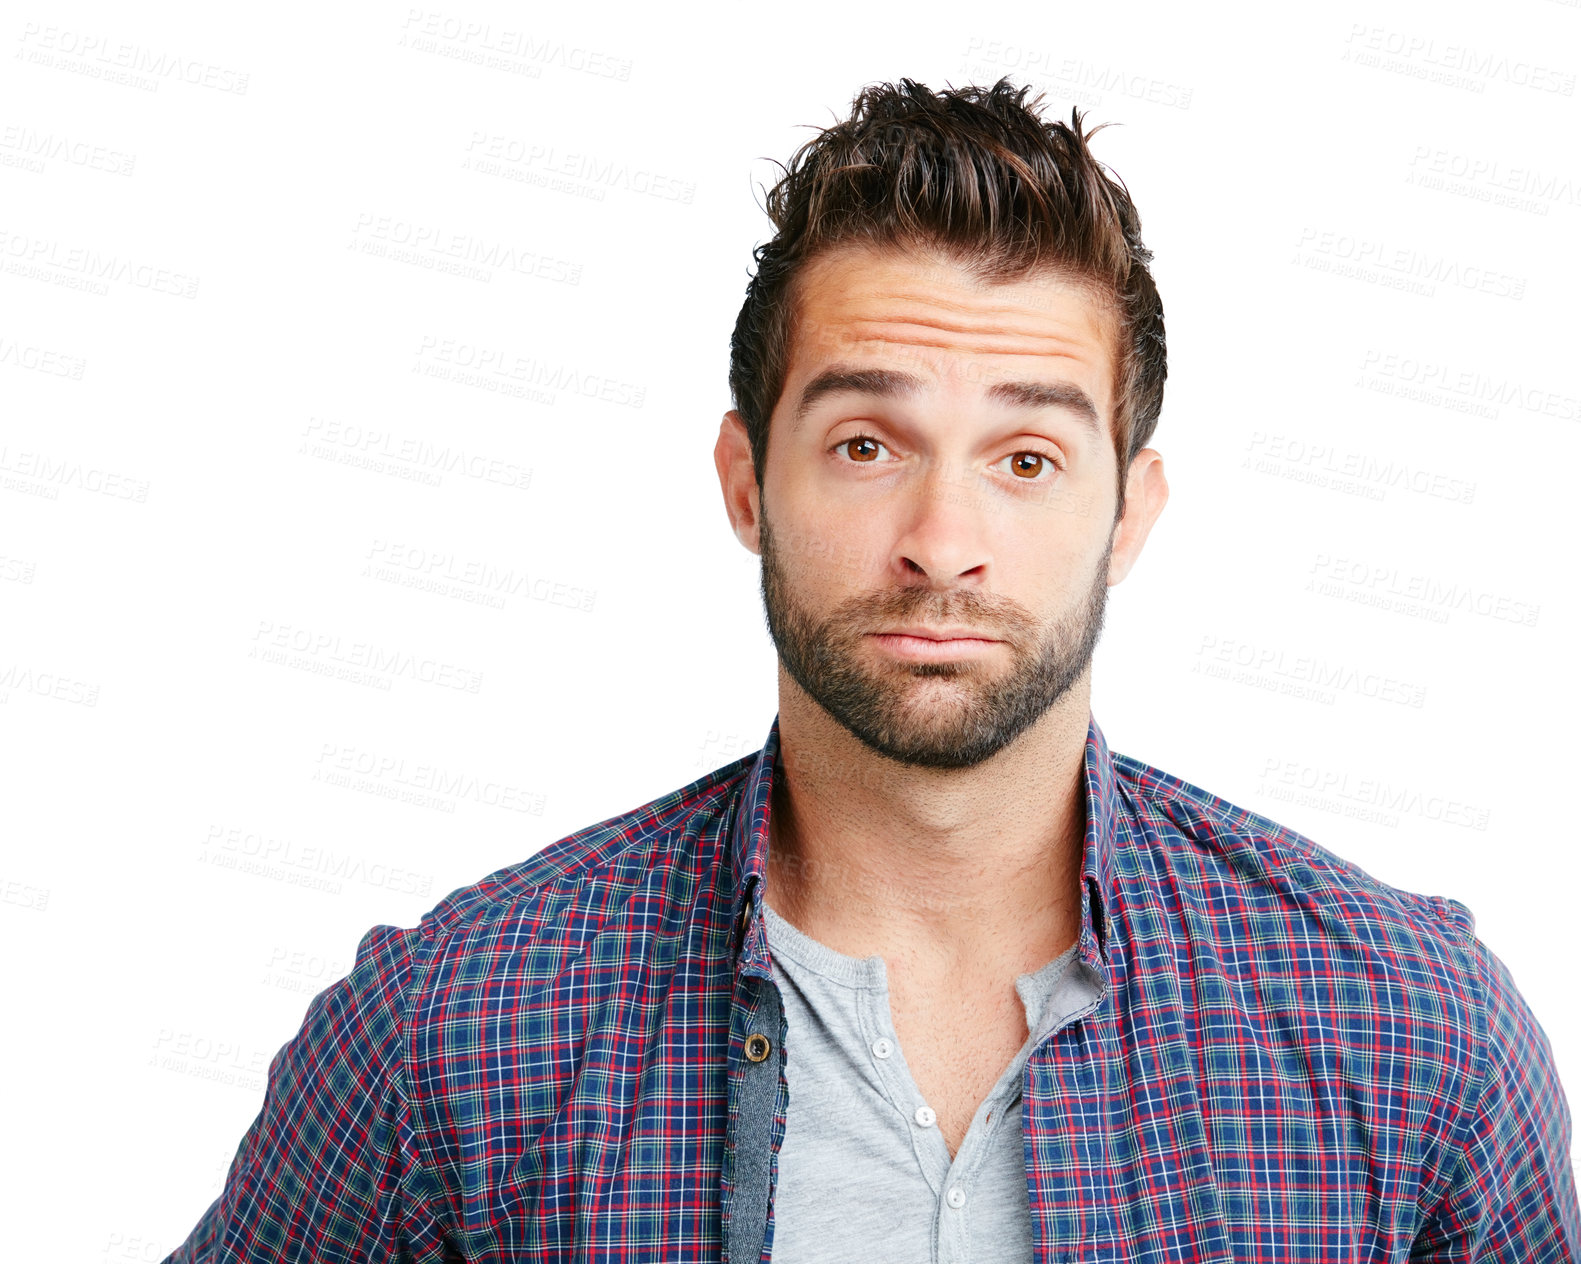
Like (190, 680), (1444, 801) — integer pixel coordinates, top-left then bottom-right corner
(767, 506), (866, 595)
(1014, 527), (1110, 606)
(772, 481), (886, 576)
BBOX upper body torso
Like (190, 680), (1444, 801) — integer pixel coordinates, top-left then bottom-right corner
(163, 715), (1580, 1262)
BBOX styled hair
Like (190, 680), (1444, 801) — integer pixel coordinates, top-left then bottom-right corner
(728, 76), (1166, 516)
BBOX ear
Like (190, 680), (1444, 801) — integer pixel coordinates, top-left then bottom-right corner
(714, 410), (764, 554)
(1107, 448), (1168, 585)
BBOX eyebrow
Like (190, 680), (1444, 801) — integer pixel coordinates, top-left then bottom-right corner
(790, 364), (1102, 439)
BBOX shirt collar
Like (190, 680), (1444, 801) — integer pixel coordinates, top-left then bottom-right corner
(1076, 712), (1119, 973)
(729, 713), (1120, 978)
(728, 716), (780, 980)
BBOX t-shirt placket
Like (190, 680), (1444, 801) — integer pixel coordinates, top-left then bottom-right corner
(858, 971), (1035, 1263)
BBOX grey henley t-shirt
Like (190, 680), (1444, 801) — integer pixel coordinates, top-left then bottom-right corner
(763, 902), (1101, 1264)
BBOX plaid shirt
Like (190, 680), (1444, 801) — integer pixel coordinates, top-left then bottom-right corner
(166, 715), (1579, 1262)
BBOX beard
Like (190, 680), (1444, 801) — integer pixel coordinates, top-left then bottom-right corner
(758, 512), (1113, 770)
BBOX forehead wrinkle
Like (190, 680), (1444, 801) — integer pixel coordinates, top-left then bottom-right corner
(798, 256), (1114, 358)
(856, 285), (1072, 315)
(814, 261), (1105, 310)
(833, 319), (1103, 361)
(825, 297), (1099, 337)
(846, 309), (1096, 339)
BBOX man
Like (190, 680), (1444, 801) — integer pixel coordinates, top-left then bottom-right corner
(165, 78), (1578, 1262)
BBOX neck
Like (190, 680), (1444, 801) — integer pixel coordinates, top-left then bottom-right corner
(764, 664), (1090, 978)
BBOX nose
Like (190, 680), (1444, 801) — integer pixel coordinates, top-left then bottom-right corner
(890, 464), (991, 587)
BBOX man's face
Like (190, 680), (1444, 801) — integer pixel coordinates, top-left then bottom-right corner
(739, 242), (1138, 770)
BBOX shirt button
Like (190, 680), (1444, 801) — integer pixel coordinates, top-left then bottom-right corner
(744, 1034), (772, 1062)
(946, 1187), (967, 1209)
(871, 1038), (894, 1060)
(913, 1105), (937, 1128)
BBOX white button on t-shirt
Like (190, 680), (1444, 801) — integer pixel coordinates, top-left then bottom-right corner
(946, 1187), (967, 1209)
(872, 1037), (894, 1060)
(913, 1104), (937, 1128)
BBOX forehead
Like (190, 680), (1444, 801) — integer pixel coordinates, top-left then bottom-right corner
(783, 242), (1118, 411)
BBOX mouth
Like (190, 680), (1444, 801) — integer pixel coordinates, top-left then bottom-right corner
(876, 625), (1002, 641)
(868, 628), (1004, 662)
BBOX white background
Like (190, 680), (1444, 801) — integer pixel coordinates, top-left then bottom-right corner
(1, 0), (1576, 1256)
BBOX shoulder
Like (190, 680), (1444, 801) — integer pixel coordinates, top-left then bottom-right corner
(402, 750), (759, 966)
(1108, 749), (1481, 1000)
(1104, 752), (1576, 1227)
(1107, 749), (1495, 1167)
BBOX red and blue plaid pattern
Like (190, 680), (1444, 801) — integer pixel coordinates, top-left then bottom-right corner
(166, 715), (1579, 1261)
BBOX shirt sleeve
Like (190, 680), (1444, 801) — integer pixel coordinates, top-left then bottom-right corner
(162, 923), (452, 1263)
(1412, 935), (1580, 1261)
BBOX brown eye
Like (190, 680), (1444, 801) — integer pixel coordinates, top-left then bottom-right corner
(843, 436), (882, 462)
(1010, 452), (1047, 478)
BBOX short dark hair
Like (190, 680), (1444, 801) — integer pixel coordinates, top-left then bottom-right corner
(728, 77), (1166, 516)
